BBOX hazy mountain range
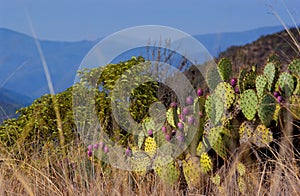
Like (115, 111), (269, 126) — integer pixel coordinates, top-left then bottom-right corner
(0, 25), (291, 122)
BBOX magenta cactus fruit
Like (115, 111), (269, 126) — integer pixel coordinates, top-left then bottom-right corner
(170, 102), (177, 108)
(88, 144), (93, 151)
(182, 107), (189, 115)
(162, 126), (167, 133)
(277, 96), (283, 103)
(177, 122), (184, 130)
(93, 143), (99, 149)
(148, 129), (153, 136)
(234, 86), (240, 94)
(179, 114), (185, 121)
(197, 88), (204, 96)
(103, 146), (109, 154)
(165, 134), (171, 141)
(186, 96), (194, 105)
(274, 91), (280, 98)
(87, 150), (92, 157)
(187, 116), (195, 125)
(230, 78), (237, 87)
(177, 134), (185, 142)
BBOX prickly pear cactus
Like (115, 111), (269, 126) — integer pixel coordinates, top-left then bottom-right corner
(256, 75), (268, 99)
(217, 58), (232, 81)
(154, 156), (180, 185)
(264, 62), (276, 91)
(206, 66), (222, 91)
(182, 155), (202, 189)
(242, 67), (256, 90)
(277, 72), (295, 97)
(240, 89), (258, 120)
(252, 124), (273, 147)
(166, 107), (178, 128)
(144, 137), (157, 158)
(199, 152), (213, 173)
(204, 126), (230, 159)
(214, 82), (236, 109)
(205, 94), (224, 125)
(239, 121), (255, 144)
(258, 94), (276, 127)
(288, 59), (300, 78)
(238, 68), (248, 93)
(130, 150), (151, 175)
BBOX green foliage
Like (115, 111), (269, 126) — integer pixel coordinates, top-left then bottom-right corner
(214, 82), (235, 110)
(258, 94), (276, 127)
(264, 62), (276, 91)
(256, 75), (268, 99)
(240, 90), (258, 120)
(205, 94), (224, 125)
(217, 58), (232, 81)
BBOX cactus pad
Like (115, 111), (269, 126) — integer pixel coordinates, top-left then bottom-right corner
(258, 94), (276, 127)
(288, 59), (300, 78)
(264, 62), (276, 91)
(205, 126), (230, 159)
(144, 137), (157, 158)
(205, 94), (224, 125)
(217, 58), (232, 81)
(239, 121), (255, 144)
(256, 75), (268, 99)
(182, 155), (202, 189)
(199, 152), (213, 173)
(154, 156), (180, 185)
(240, 89), (258, 120)
(130, 150), (151, 174)
(277, 72), (295, 97)
(238, 68), (248, 93)
(242, 68), (256, 90)
(206, 66), (222, 91)
(166, 107), (177, 128)
(214, 82), (236, 109)
(252, 124), (273, 147)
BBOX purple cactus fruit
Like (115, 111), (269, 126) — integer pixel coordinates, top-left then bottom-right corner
(177, 122), (184, 130)
(179, 114), (185, 121)
(234, 86), (240, 94)
(182, 107), (189, 115)
(125, 147), (132, 157)
(165, 134), (171, 141)
(148, 129), (153, 136)
(170, 102), (177, 108)
(230, 78), (237, 87)
(197, 88), (203, 96)
(274, 91), (280, 98)
(187, 116), (195, 125)
(186, 96), (194, 105)
(93, 143), (99, 149)
(87, 150), (92, 157)
(277, 96), (283, 103)
(88, 144), (93, 151)
(103, 146), (109, 154)
(177, 134), (185, 142)
(162, 126), (167, 133)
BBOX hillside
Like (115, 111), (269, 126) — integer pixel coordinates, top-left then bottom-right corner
(218, 27), (300, 71)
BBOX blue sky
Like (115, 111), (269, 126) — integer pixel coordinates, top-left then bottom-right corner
(0, 0), (299, 41)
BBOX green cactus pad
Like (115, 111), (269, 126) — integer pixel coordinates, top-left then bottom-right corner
(288, 59), (300, 78)
(277, 72), (295, 97)
(239, 121), (255, 144)
(237, 162), (246, 176)
(240, 89), (258, 120)
(290, 95), (300, 119)
(205, 94), (224, 126)
(217, 58), (232, 81)
(166, 107), (177, 128)
(214, 82), (236, 109)
(130, 150), (151, 174)
(206, 66), (222, 91)
(182, 155), (202, 189)
(264, 62), (276, 91)
(242, 69), (257, 90)
(258, 94), (276, 127)
(144, 137), (157, 158)
(252, 124), (273, 147)
(154, 157), (180, 185)
(199, 152), (213, 173)
(205, 126), (230, 159)
(196, 141), (206, 156)
(256, 75), (268, 99)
